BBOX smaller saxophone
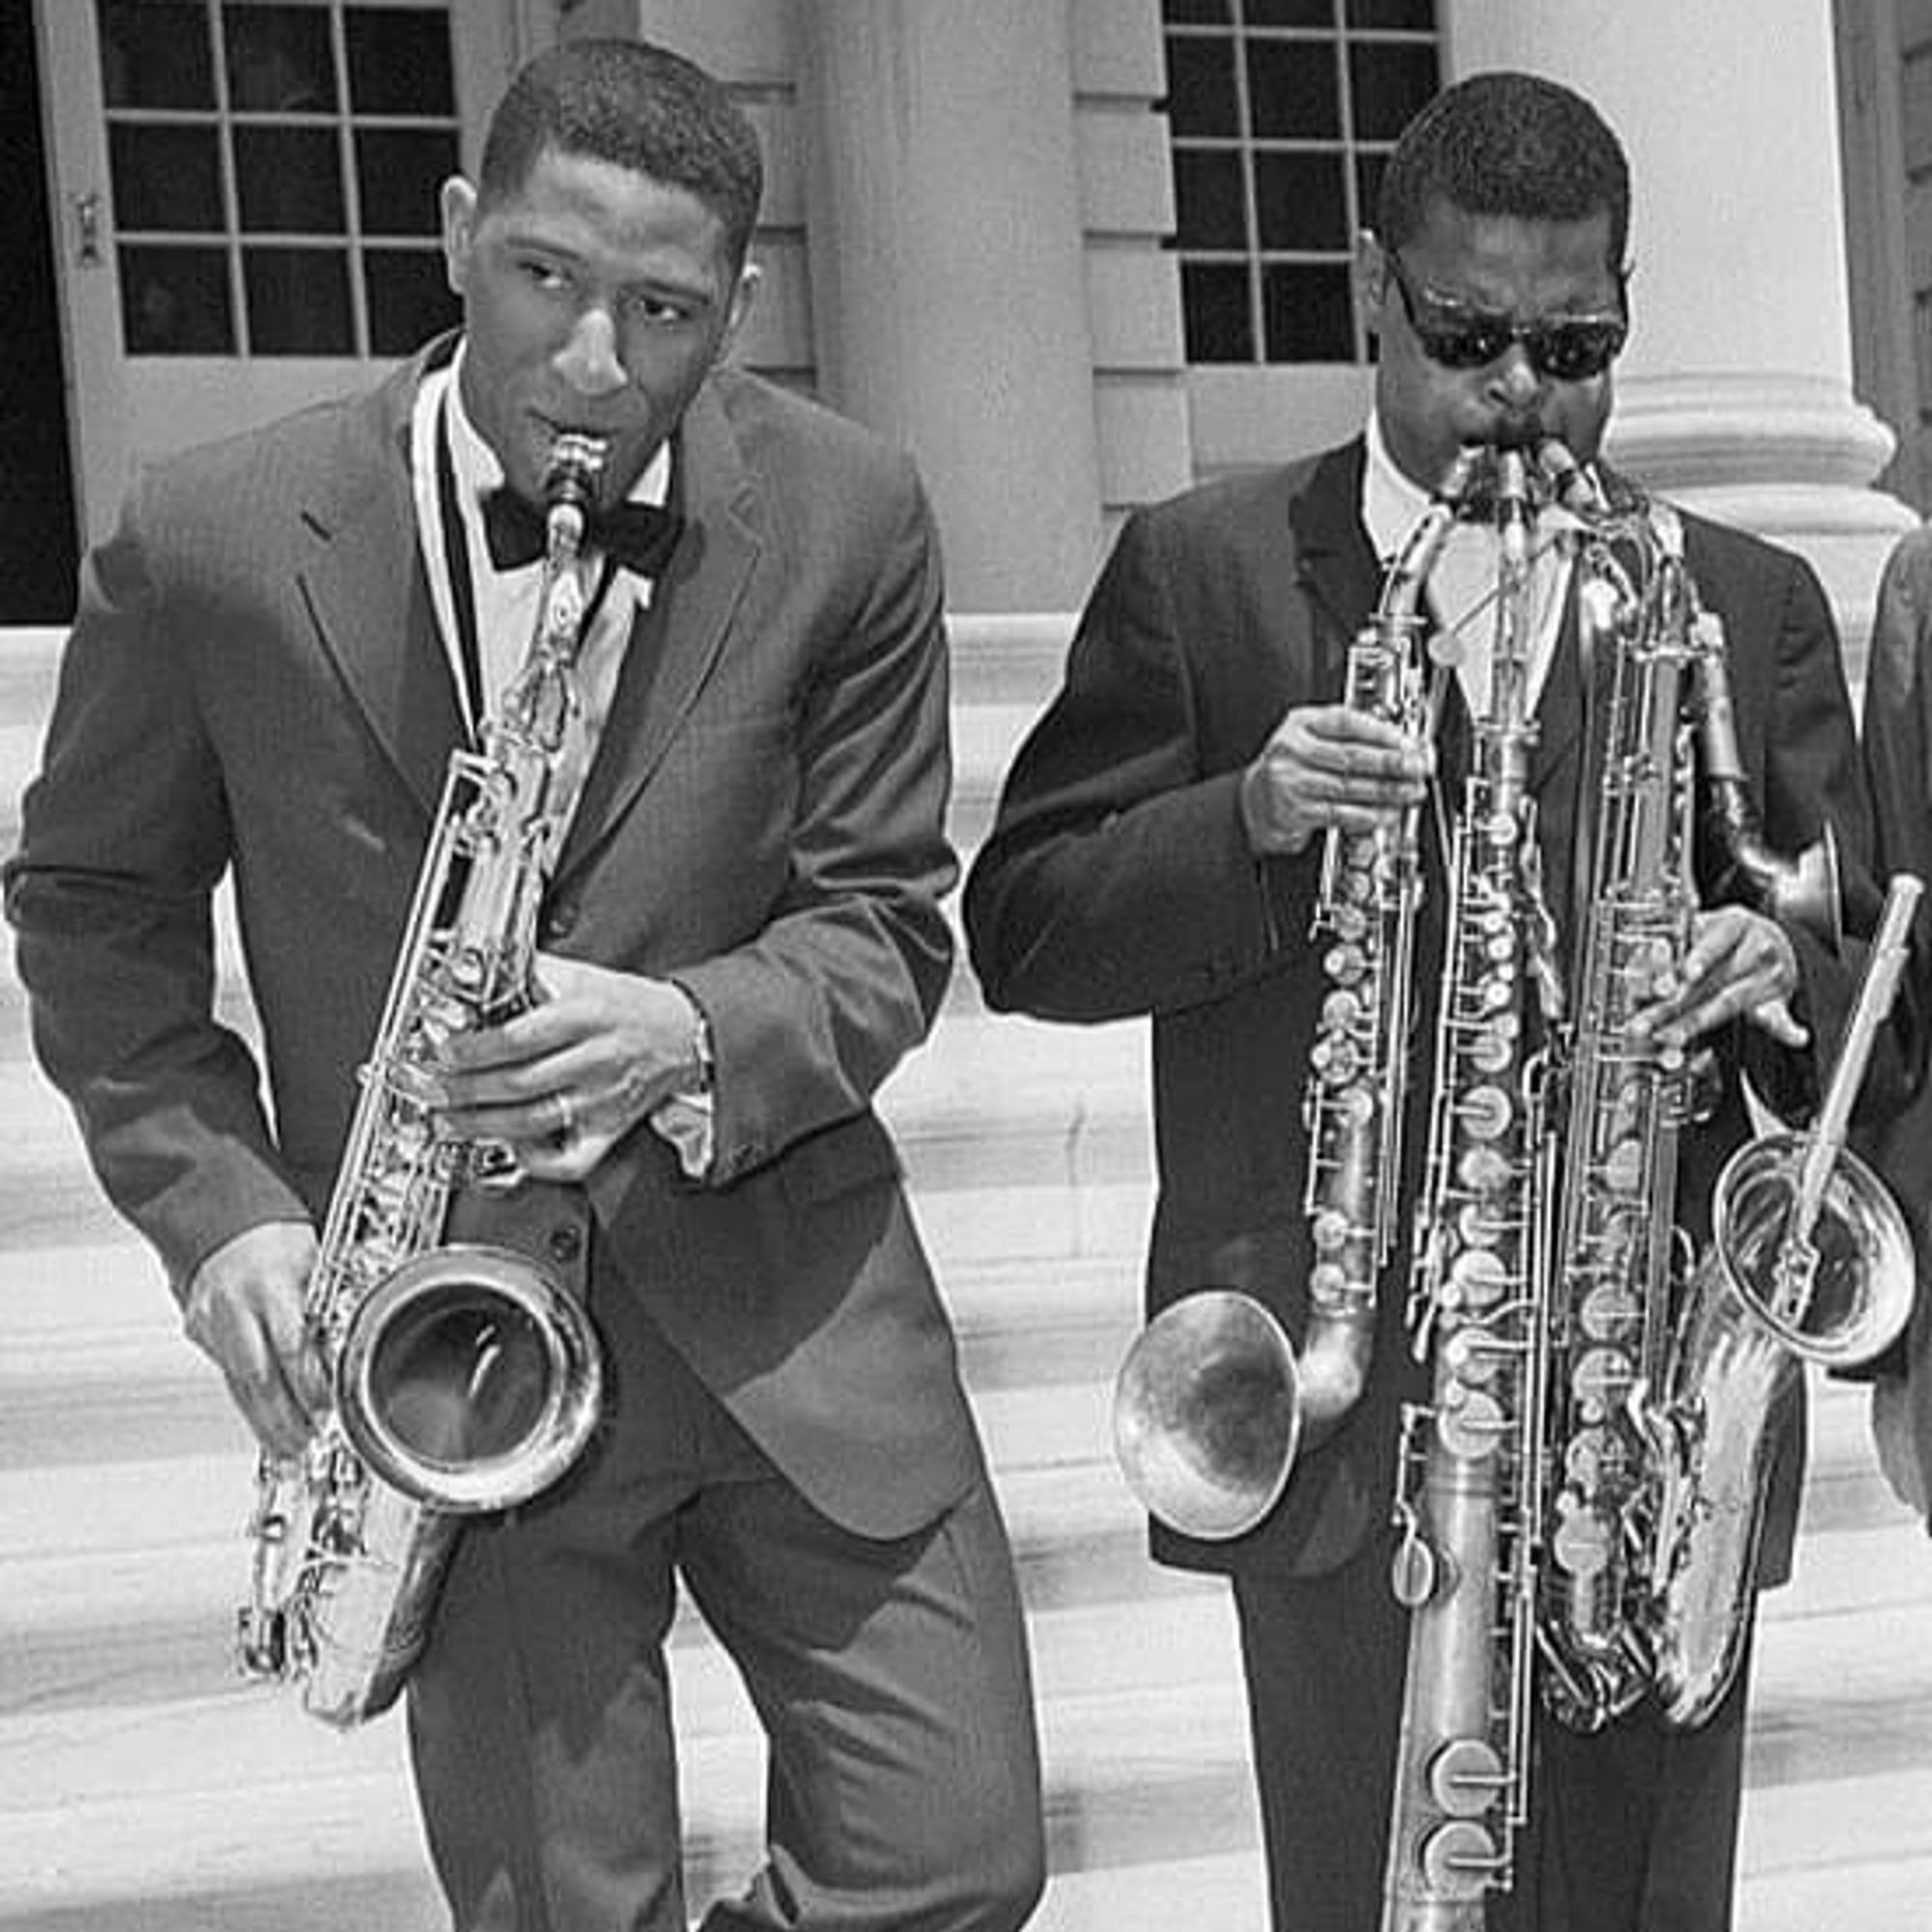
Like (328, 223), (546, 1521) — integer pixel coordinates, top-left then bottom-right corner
(1648, 872), (1919, 1725)
(238, 435), (610, 1727)
(1111, 448), (1483, 1542)
(1536, 494), (1702, 1732)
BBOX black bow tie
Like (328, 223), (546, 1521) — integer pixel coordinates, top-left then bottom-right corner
(481, 487), (683, 579)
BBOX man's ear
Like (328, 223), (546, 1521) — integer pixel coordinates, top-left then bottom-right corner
(440, 177), (478, 297)
(720, 262), (761, 356)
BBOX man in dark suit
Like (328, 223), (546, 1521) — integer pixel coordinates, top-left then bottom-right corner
(966, 71), (1893, 1932)
(1858, 525), (1932, 1516)
(6, 37), (1043, 1932)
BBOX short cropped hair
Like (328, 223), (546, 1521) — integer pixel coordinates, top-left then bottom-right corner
(479, 39), (764, 270)
(1377, 71), (1630, 272)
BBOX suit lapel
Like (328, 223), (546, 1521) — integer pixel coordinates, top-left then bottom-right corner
(554, 382), (759, 885)
(1290, 440), (1381, 696)
(296, 346), (464, 818)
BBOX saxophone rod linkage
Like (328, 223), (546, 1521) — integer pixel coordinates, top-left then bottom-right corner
(1788, 870), (1923, 1250)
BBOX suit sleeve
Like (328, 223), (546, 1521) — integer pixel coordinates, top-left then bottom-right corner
(667, 462), (961, 1186)
(964, 509), (1299, 1023)
(4, 491), (305, 1293)
(1730, 541), (1903, 1127)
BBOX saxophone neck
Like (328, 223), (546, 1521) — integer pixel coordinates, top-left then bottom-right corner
(494, 434), (611, 750)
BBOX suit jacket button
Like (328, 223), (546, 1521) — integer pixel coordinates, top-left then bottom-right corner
(547, 1224), (583, 1264)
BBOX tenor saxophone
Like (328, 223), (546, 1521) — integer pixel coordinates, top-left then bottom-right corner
(1111, 448), (1483, 1542)
(237, 435), (610, 1727)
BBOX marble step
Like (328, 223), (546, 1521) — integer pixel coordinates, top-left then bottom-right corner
(4, 1548), (1930, 1930)
(0, 1663), (1256, 1929)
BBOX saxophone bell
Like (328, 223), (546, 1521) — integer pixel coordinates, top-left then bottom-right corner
(1112, 1291), (1303, 1541)
(335, 1243), (603, 1513)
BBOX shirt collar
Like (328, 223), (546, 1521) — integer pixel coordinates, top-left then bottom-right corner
(1361, 409), (1433, 563)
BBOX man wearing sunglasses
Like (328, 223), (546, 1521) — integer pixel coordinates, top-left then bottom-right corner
(967, 69), (1895, 1932)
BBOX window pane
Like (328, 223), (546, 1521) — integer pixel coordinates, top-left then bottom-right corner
(1350, 41), (1438, 141)
(235, 127), (345, 233)
(1247, 0), (1335, 24)
(366, 248), (460, 355)
(347, 6), (455, 113)
(356, 128), (459, 236)
(111, 125), (225, 232)
(1162, 0), (1231, 21)
(1165, 36), (1240, 137)
(1173, 149), (1249, 252)
(120, 244), (234, 353)
(98, 0), (214, 109)
(1264, 261), (1353, 358)
(1247, 39), (1339, 138)
(1255, 150), (1347, 249)
(244, 245), (354, 353)
(1347, 0), (1435, 28)
(225, 3), (337, 113)
(1181, 261), (1254, 361)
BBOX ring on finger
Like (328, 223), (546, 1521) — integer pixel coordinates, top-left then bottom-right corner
(550, 1092), (577, 1145)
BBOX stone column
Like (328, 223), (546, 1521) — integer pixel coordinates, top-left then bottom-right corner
(1446, 0), (1915, 676)
(798, 1), (1106, 611)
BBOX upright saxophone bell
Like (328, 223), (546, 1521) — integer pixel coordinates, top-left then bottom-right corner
(1112, 1291), (1302, 1541)
(335, 1243), (603, 1514)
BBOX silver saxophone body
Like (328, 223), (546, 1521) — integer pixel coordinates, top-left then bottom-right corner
(237, 435), (609, 1727)
(1534, 481), (1915, 1734)
(1380, 442), (1574, 1932)
(1646, 873), (1918, 1725)
(1110, 449), (1485, 1543)
(1535, 491), (1703, 1730)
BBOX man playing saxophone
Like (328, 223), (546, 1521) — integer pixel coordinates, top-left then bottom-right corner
(6, 37), (1044, 1932)
(966, 70), (1903, 1932)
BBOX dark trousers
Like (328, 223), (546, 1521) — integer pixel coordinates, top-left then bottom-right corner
(1233, 1538), (1750, 1932)
(408, 1273), (1046, 1932)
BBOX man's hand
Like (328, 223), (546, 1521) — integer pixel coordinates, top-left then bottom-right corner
(1240, 703), (1434, 856)
(182, 1220), (326, 1457)
(1628, 904), (1808, 1052)
(435, 952), (708, 1183)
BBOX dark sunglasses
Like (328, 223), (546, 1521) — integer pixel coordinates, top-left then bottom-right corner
(1383, 250), (1629, 384)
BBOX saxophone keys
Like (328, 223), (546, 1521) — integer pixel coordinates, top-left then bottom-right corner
(1390, 1515), (1439, 1607)
(1445, 1247), (1509, 1312)
(1578, 1280), (1641, 1341)
(1425, 1737), (1509, 1819)
(1456, 1082), (1514, 1143)
(1549, 1494), (1616, 1579)
(1435, 1382), (1506, 1459)
(1568, 1346), (1638, 1427)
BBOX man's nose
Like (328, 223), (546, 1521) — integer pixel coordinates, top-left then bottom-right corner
(555, 304), (627, 397)
(1486, 342), (1546, 411)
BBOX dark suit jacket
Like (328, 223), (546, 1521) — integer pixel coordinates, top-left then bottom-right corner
(966, 438), (1888, 1581)
(1858, 523), (1932, 1514)
(7, 344), (981, 1541)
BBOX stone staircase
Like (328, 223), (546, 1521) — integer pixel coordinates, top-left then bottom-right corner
(2, 616), (1930, 1931)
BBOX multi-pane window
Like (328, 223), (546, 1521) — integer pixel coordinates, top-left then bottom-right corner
(97, 0), (462, 357)
(1162, 0), (1441, 364)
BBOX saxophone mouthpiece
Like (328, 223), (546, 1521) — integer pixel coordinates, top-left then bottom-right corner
(541, 434), (610, 545)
